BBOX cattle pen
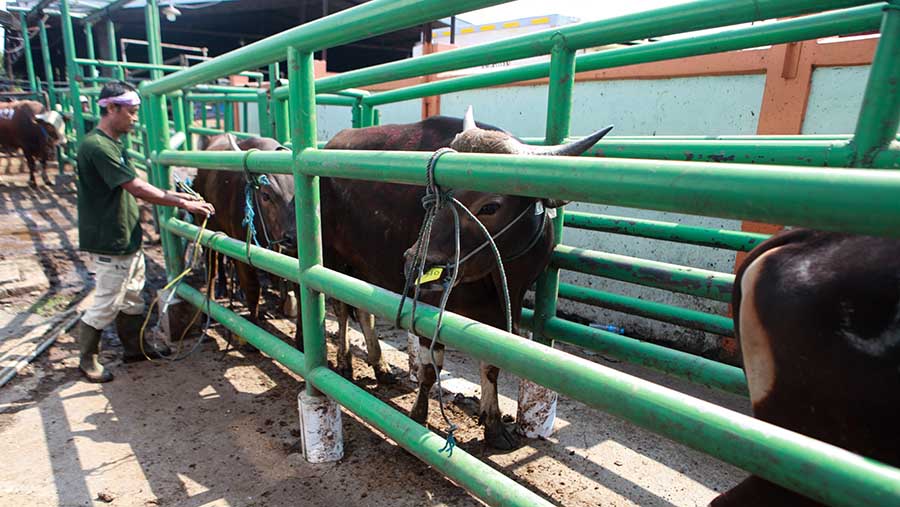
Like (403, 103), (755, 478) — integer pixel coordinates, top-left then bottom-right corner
(3, 0), (900, 506)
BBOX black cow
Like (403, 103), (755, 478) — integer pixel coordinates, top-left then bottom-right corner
(320, 110), (611, 448)
(0, 100), (66, 187)
(712, 229), (900, 506)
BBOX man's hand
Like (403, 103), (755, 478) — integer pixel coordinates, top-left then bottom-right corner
(180, 198), (215, 217)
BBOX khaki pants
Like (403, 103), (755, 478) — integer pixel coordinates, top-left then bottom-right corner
(82, 250), (147, 330)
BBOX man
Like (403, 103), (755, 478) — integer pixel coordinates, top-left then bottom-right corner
(76, 81), (215, 383)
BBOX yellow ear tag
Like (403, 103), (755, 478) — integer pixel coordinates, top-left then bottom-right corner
(416, 267), (444, 285)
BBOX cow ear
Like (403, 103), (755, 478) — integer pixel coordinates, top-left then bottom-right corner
(462, 106), (476, 132)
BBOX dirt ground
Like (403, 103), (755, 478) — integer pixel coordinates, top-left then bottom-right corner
(0, 157), (749, 506)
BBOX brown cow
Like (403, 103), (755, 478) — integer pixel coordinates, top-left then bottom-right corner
(712, 229), (900, 506)
(0, 100), (66, 187)
(320, 111), (612, 448)
(192, 134), (296, 324)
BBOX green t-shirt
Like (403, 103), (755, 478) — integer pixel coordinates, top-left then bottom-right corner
(76, 128), (142, 255)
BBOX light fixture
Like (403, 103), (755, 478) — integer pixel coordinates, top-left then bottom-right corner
(161, 3), (181, 22)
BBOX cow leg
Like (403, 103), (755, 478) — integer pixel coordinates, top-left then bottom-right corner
(215, 253), (229, 299)
(333, 301), (354, 379)
(480, 362), (519, 450)
(25, 154), (37, 187)
(357, 310), (397, 385)
(410, 337), (443, 425)
(233, 261), (261, 322)
(40, 155), (53, 186)
(712, 248), (814, 507)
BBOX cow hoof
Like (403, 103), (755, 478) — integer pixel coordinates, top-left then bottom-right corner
(484, 421), (521, 451)
(375, 368), (399, 386)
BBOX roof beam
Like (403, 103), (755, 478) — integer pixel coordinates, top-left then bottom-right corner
(82, 0), (136, 24)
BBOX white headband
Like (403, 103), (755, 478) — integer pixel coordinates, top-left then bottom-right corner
(98, 90), (141, 107)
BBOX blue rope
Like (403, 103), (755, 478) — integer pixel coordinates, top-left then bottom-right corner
(242, 174), (271, 246)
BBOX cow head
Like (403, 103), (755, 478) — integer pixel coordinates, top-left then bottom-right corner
(34, 110), (67, 149)
(404, 107), (612, 293)
(215, 134), (297, 250)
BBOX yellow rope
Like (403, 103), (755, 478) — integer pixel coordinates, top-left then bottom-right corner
(139, 214), (209, 362)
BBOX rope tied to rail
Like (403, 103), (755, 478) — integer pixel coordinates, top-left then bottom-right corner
(239, 148), (272, 266)
(396, 147), (515, 457)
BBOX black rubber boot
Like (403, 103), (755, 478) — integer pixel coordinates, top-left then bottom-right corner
(116, 313), (171, 362)
(78, 321), (113, 383)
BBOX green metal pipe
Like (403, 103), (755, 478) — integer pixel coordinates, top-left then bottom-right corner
(256, 92), (272, 138)
(214, 102), (222, 129)
(360, 4), (882, 107)
(301, 263), (900, 507)
(145, 91), (183, 278)
(72, 58), (187, 72)
(19, 12), (39, 93)
(273, 97), (289, 143)
(532, 42), (576, 345)
(557, 282), (735, 337)
(289, 48), (327, 398)
(360, 103), (375, 127)
(315, 94), (357, 107)
(38, 19), (55, 105)
(582, 139), (893, 168)
(191, 84), (261, 94)
(316, 0), (875, 95)
(292, 149), (900, 237)
(174, 280), (553, 507)
(156, 148), (900, 237)
(851, 3), (900, 167)
(520, 309), (744, 395)
(564, 211), (769, 251)
(142, 0), (510, 95)
(223, 102), (235, 133)
(553, 244), (734, 302)
(186, 93), (258, 103)
(145, 0), (164, 81)
(84, 23), (99, 80)
(172, 94), (187, 151)
(242, 101), (249, 132)
(105, 20), (125, 81)
(59, 0), (85, 140)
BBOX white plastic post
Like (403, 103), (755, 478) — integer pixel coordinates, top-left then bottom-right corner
(297, 390), (343, 463)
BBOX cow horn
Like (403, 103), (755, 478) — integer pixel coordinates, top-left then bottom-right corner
(462, 106), (476, 132)
(513, 125), (614, 156)
(227, 133), (241, 152)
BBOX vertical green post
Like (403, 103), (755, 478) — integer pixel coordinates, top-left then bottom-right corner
(224, 102), (235, 132)
(274, 97), (289, 142)
(531, 38), (576, 345)
(215, 102), (222, 128)
(373, 108), (381, 126)
(106, 19), (125, 81)
(144, 0), (182, 278)
(257, 90), (272, 137)
(351, 98), (362, 128)
(38, 19), (54, 107)
(201, 103), (208, 127)
(242, 101), (249, 132)
(288, 47), (326, 397)
(18, 12), (39, 95)
(59, 0), (85, 140)
(172, 93), (187, 151)
(360, 103), (375, 127)
(183, 98), (193, 150)
(268, 62), (280, 137)
(851, 2), (900, 167)
(84, 23), (100, 117)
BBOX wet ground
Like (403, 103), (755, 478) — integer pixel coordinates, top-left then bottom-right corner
(0, 156), (749, 506)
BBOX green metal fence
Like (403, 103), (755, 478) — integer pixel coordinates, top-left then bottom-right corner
(34, 0), (900, 505)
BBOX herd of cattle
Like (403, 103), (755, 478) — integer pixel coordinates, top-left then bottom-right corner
(1, 99), (897, 505)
